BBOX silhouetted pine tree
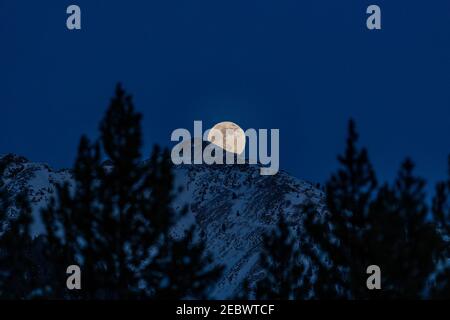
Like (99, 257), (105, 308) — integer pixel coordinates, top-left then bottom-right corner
(367, 159), (441, 298)
(431, 156), (450, 298)
(42, 84), (221, 299)
(0, 159), (35, 299)
(303, 119), (378, 299)
(300, 201), (344, 299)
(147, 227), (223, 299)
(303, 120), (441, 299)
(243, 214), (312, 299)
(41, 137), (102, 299)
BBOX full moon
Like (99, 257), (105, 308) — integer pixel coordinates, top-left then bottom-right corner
(207, 121), (246, 155)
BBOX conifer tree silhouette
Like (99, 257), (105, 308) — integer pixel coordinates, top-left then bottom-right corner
(42, 137), (102, 299)
(247, 214), (311, 299)
(303, 119), (378, 299)
(431, 155), (450, 298)
(365, 159), (441, 298)
(0, 158), (35, 299)
(303, 120), (442, 299)
(42, 84), (221, 299)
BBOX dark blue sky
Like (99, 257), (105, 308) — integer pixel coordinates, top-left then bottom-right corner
(1, 0), (450, 187)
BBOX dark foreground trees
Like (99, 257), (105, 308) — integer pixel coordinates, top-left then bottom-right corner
(305, 121), (444, 299)
(431, 156), (450, 298)
(0, 157), (36, 299)
(40, 84), (222, 299)
(243, 214), (312, 299)
(1, 86), (449, 299)
(0, 84), (222, 299)
(252, 120), (449, 299)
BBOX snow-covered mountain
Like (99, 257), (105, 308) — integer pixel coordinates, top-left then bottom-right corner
(0, 153), (325, 299)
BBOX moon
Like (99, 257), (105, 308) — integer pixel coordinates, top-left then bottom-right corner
(207, 121), (246, 155)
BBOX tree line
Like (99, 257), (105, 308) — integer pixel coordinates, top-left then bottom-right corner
(0, 84), (222, 299)
(251, 120), (450, 299)
(0, 85), (449, 299)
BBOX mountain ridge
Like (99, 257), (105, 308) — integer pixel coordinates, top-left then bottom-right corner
(0, 153), (325, 298)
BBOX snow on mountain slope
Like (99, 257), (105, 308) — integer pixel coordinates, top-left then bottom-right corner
(0, 154), (72, 236)
(0, 153), (325, 298)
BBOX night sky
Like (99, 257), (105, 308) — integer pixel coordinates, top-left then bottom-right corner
(1, 0), (450, 188)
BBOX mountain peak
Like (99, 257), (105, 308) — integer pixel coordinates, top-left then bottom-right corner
(0, 155), (324, 298)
